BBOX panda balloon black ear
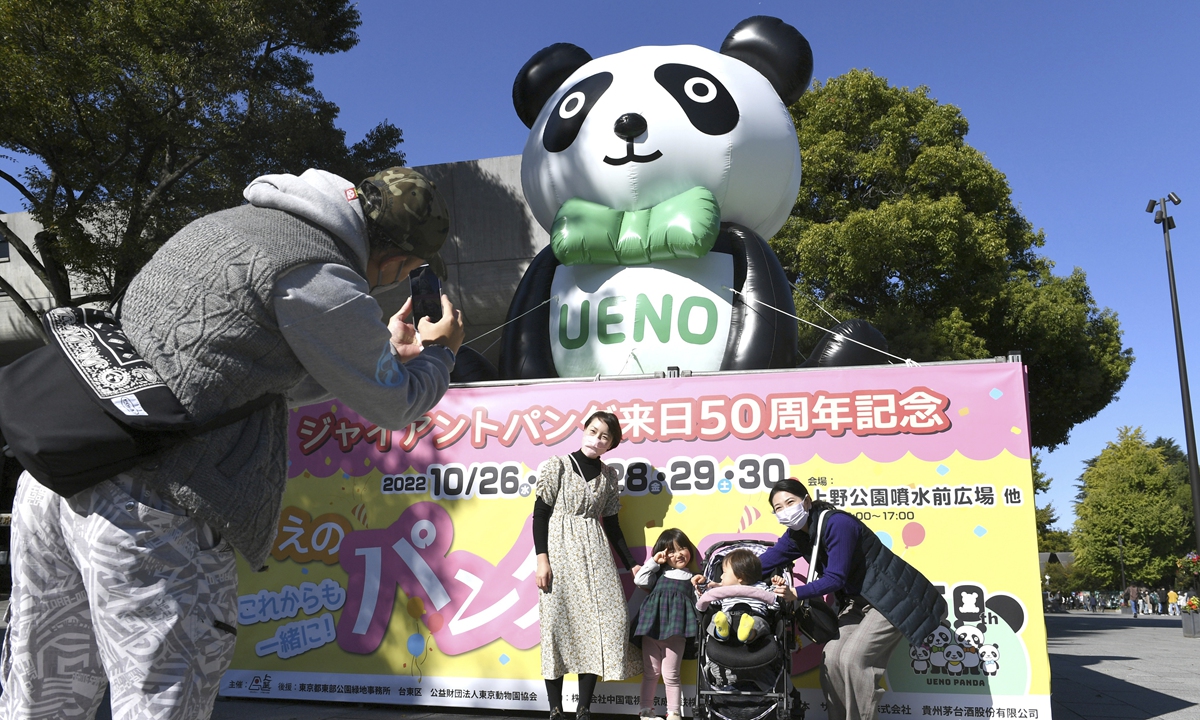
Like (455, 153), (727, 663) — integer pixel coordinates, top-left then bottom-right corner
(720, 16), (813, 106)
(513, 43), (593, 128)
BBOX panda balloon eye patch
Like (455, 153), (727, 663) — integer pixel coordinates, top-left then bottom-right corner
(543, 72), (613, 153)
(654, 63), (739, 135)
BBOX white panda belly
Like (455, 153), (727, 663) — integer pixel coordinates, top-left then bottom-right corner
(549, 255), (734, 376)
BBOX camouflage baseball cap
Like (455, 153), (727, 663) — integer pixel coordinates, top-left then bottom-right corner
(357, 167), (449, 277)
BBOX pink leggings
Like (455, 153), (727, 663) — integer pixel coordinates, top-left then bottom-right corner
(640, 635), (685, 713)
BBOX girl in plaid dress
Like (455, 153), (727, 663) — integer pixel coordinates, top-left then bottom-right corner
(632, 528), (701, 720)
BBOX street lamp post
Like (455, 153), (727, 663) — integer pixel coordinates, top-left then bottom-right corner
(1147, 194), (1200, 557)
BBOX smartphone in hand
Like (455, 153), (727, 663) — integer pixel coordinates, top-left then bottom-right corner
(408, 264), (443, 323)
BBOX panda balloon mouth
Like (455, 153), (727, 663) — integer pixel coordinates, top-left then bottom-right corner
(603, 142), (663, 166)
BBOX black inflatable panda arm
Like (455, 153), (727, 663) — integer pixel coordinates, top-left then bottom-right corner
(799, 319), (890, 368)
(513, 43), (594, 128)
(719, 16), (813, 106)
(719, 224), (800, 371)
(498, 246), (560, 379)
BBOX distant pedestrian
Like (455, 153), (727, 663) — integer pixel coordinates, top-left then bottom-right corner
(1127, 585), (1139, 618)
(1150, 590), (1160, 615)
(1088, 594), (1097, 613)
(1168, 589), (1179, 616)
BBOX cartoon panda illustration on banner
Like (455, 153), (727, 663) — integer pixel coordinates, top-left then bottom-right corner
(500, 16), (883, 379)
(888, 582), (1031, 695)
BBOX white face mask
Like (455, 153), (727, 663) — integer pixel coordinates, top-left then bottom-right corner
(580, 434), (607, 459)
(369, 280), (403, 297)
(369, 255), (410, 296)
(775, 503), (809, 529)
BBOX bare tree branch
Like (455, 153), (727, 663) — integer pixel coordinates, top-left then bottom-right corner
(121, 143), (159, 236)
(73, 140), (135, 209)
(62, 83), (136, 209)
(139, 152), (209, 215)
(0, 168), (37, 210)
(0, 273), (48, 343)
(34, 232), (72, 305)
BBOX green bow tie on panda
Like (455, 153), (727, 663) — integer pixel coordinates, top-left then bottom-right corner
(550, 186), (721, 266)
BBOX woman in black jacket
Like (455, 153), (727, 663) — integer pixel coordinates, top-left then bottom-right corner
(761, 478), (946, 720)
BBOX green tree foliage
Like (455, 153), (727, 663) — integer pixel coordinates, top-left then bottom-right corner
(1072, 427), (1190, 588)
(1150, 436), (1196, 551)
(0, 0), (404, 329)
(776, 70), (1133, 449)
(1044, 560), (1090, 594)
(1030, 451), (1050, 495)
(1031, 452), (1071, 552)
(1150, 436), (1197, 586)
(1037, 506), (1072, 553)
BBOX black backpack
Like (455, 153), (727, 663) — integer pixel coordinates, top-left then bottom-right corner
(0, 307), (274, 497)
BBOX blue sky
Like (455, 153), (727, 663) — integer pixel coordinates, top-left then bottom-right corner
(3, 1), (1199, 526)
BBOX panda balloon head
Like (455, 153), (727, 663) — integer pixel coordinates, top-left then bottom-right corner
(514, 16), (813, 239)
(493, 17), (887, 380)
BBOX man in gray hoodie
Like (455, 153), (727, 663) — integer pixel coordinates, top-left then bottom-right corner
(1, 167), (463, 720)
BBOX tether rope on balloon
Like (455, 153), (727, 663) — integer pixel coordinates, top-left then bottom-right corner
(793, 284), (843, 326)
(724, 286), (919, 367)
(460, 296), (555, 357)
(455, 290), (918, 368)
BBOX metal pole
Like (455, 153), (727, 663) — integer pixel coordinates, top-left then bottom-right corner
(1158, 198), (1200, 557)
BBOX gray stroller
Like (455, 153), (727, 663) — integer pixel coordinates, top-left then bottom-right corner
(693, 540), (799, 720)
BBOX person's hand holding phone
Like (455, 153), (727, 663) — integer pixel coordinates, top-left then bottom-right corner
(387, 298), (423, 363)
(418, 295), (465, 354)
(408, 266), (444, 324)
(407, 265), (464, 355)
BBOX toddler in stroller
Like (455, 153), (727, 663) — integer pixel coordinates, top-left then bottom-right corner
(694, 541), (797, 720)
(697, 548), (778, 646)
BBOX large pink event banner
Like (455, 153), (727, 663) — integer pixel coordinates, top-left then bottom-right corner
(223, 360), (1043, 715)
(288, 361), (1030, 477)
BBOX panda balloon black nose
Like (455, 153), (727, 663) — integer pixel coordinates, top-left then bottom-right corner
(613, 113), (648, 141)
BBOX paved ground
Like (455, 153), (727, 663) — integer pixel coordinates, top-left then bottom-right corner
(204, 702), (532, 720)
(194, 611), (1200, 720)
(1046, 611), (1199, 720)
(0, 601), (1195, 719)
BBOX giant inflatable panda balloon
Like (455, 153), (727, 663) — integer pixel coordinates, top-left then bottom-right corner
(499, 16), (880, 379)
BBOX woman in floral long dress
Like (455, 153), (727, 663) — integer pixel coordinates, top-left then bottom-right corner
(534, 411), (643, 720)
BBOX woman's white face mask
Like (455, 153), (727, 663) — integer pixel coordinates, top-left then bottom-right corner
(775, 502), (809, 530)
(580, 434), (606, 459)
(580, 420), (613, 459)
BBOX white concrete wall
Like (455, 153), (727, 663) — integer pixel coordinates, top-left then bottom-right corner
(408, 154), (549, 367)
(0, 212), (52, 364)
(0, 154), (548, 368)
